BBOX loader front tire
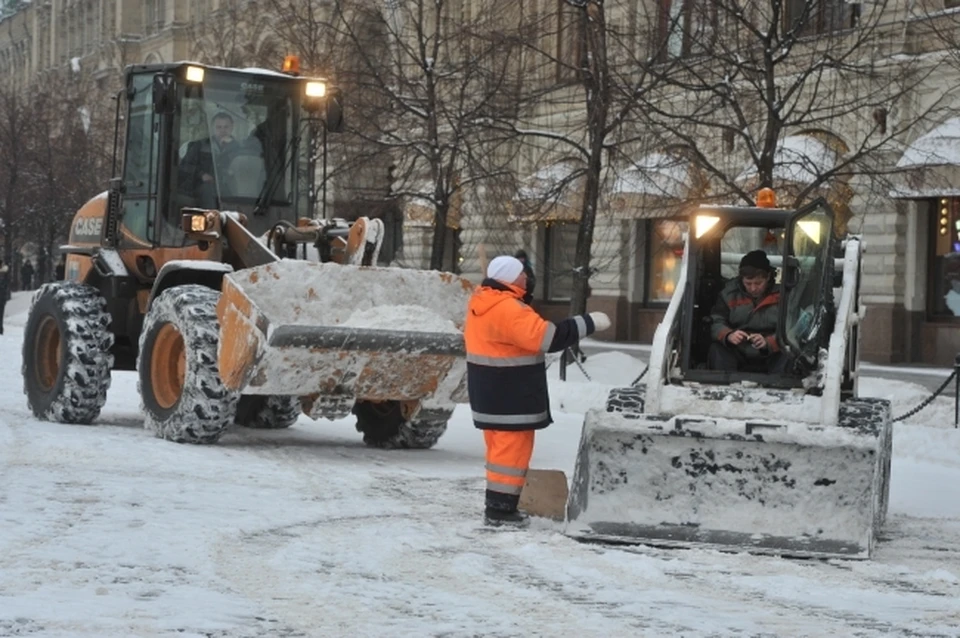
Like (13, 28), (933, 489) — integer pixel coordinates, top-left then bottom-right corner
(235, 395), (301, 429)
(138, 285), (239, 444)
(605, 385), (646, 417)
(22, 283), (114, 424)
(353, 400), (450, 450)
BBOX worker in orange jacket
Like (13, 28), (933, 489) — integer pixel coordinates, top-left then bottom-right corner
(464, 255), (611, 526)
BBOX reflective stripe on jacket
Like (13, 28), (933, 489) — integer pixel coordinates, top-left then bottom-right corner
(464, 278), (596, 431)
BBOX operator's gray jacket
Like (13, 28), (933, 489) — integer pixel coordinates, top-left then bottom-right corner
(710, 279), (781, 358)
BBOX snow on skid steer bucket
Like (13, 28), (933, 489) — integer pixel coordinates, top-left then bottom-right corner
(216, 259), (475, 419)
(564, 392), (893, 559)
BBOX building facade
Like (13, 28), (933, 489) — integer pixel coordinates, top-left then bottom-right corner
(4, 0), (960, 364)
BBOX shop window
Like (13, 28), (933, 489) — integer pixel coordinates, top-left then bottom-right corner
(646, 219), (688, 303)
(544, 222), (578, 301)
(929, 197), (960, 319)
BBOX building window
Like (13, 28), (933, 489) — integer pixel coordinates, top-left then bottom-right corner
(929, 197), (960, 319)
(783, 0), (856, 36)
(556, 0), (583, 82)
(656, 0), (717, 61)
(544, 222), (578, 301)
(646, 219), (687, 303)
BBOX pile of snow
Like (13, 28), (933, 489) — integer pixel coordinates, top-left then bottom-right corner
(341, 304), (460, 332)
(227, 260), (472, 328)
(896, 117), (960, 168)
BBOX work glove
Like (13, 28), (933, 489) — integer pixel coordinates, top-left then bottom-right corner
(588, 311), (611, 332)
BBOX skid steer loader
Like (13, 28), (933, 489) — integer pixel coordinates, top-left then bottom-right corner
(565, 195), (893, 559)
(22, 60), (474, 448)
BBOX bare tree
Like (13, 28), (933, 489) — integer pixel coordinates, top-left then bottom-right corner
(328, 0), (522, 271)
(490, 1), (676, 316)
(21, 68), (113, 282)
(637, 0), (950, 224)
(0, 83), (30, 265)
(187, 0), (279, 68)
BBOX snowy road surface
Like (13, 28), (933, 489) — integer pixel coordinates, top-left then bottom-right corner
(1, 291), (959, 637)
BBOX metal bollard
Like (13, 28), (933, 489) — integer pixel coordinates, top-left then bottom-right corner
(955, 353), (960, 428)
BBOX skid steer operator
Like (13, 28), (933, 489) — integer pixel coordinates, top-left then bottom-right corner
(464, 255), (611, 527)
(709, 249), (790, 374)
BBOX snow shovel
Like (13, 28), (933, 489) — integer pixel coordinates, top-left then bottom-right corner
(519, 469), (569, 521)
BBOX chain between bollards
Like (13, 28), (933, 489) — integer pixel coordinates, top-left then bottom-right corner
(891, 356), (960, 426)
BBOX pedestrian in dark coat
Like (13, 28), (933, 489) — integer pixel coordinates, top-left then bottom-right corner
(20, 259), (34, 291)
(464, 255), (611, 526)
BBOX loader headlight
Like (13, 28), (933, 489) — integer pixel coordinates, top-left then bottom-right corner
(305, 81), (326, 98)
(695, 214), (720, 238)
(797, 220), (822, 244)
(185, 66), (205, 83)
(188, 212), (217, 232)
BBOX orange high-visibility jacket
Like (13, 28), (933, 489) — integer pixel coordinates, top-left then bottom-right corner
(464, 278), (598, 431)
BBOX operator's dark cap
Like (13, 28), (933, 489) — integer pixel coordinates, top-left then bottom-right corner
(740, 249), (772, 272)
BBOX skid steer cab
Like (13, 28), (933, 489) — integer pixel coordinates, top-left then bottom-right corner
(22, 60), (475, 450)
(566, 194), (893, 559)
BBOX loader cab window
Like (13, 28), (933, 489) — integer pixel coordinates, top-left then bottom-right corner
(682, 202), (836, 387)
(168, 70), (299, 243)
(120, 73), (161, 243)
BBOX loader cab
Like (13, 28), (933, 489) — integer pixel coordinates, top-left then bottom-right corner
(680, 198), (836, 388)
(113, 62), (343, 250)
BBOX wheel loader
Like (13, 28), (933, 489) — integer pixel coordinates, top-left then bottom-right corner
(565, 194), (893, 559)
(22, 60), (474, 447)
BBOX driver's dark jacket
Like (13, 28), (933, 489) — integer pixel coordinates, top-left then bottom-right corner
(178, 137), (243, 193)
(709, 279), (781, 358)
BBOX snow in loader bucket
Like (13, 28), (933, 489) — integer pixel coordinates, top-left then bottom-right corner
(216, 260), (475, 403)
(565, 405), (893, 559)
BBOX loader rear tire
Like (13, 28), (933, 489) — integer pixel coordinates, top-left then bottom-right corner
(235, 395), (301, 429)
(138, 285), (239, 444)
(353, 400), (450, 450)
(22, 283), (114, 424)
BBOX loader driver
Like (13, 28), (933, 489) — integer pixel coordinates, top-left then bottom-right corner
(464, 255), (611, 527)
(178, 112), (242, 209)
(708, 249), (791, 375)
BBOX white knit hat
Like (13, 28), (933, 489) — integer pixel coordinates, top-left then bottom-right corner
(487, 255), (524, 284)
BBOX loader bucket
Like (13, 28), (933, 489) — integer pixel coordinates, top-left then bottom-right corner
(565, 402), (893, 559)
(216, 260), (475, 406)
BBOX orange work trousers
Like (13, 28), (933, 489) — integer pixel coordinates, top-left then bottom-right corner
(484, 430), (535, 509)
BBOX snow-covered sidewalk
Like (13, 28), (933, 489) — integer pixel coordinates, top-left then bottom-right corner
(1, 295), (959, 637)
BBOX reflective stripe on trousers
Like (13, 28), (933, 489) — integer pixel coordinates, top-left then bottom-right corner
(484, 430), (535, 496)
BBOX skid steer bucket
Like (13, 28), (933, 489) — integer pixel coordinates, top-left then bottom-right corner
(216, 260), (475, 406)
(565, 399), (893, 559)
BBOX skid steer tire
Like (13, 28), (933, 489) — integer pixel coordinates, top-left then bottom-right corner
(235, 395), (301, 429)
(138, 285), (239, 444)
(604, 385), (646, 418)
(353, 400), (451, 450)
(22, 283), (114, 424)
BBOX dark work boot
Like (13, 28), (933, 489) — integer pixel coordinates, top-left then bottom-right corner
(483, 507), (530, 528)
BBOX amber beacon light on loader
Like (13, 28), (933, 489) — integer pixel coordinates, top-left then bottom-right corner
(564, 190), (892, 559)
(22, 59), (475, 449)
